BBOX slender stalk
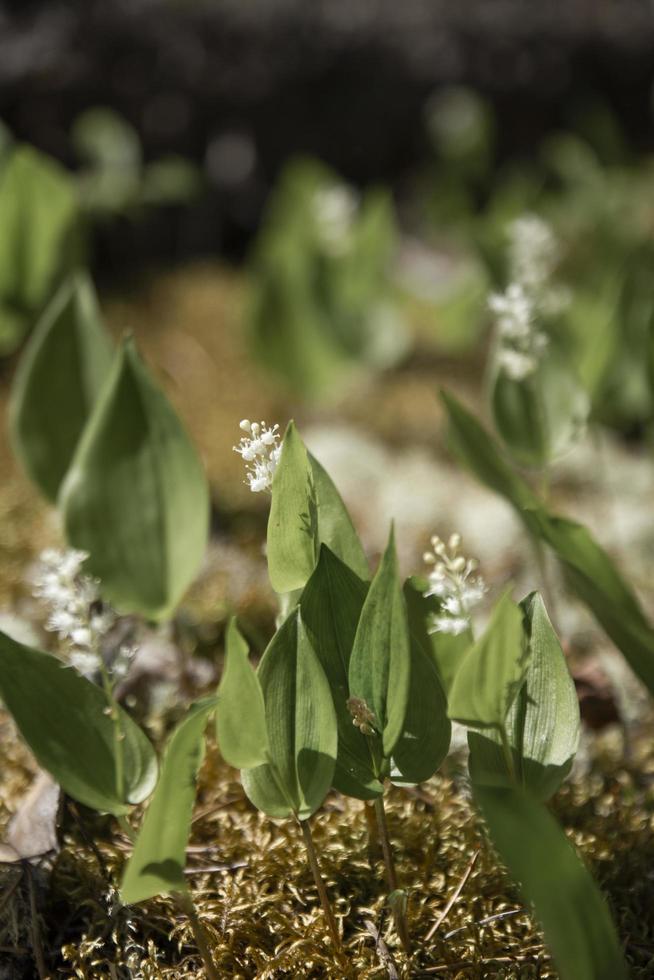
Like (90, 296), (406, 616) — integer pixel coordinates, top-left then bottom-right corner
(530, 533), (559, 630)
(373, 796), (410, 954)
(499, 724), (517, 785)
(176, 892), (220, 980)
(98, 658), (124, 800)
(300, 818), (342, 950)
(363, 800), (381, 860)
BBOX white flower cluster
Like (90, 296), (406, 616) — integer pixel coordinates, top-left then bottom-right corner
(233, 419), (282, 493)
(312, 184), (358, 256)
(423, 533), (486, 636)
(489, 214), (569, 381)
(488, 283), (548, 381)
(508, 214), (559, 296)
(33, 548), (133, 679)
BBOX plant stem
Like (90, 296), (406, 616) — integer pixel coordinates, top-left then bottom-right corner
(363, 800), (381, 860)
(300, 818), (342, 951)
(98, 658), (124, 801)
(499, 724), (517, 785)
(530, 533), (559, 631)
(176, 893), (219, 980)
(373, 796), (410, 954)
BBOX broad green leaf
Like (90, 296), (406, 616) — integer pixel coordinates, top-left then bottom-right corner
(267, 421), (317, 593)
(300, 546), (382, 800)
(9, 272), (113, 501)
(448, 591), (528, 730)
(440, 389), (540, 517)
(491, 366), (549, 468)
(532, 511), (654, 696)
(0, 632), (156, 815)
(217, 620), (269, 770)
(469, 593), (580, 799)
(242, 608), (337, 820)
(391, 590), (451, 785)
(404, 576), (473, 695)
(349, 527), (410, 759)
(441, 390), (654, 696)
(0, 145), (84, 353)
(267, 421), (368, 593)
(121, 698), (216, 905)
(60, 339), (209, 620)
(491, 349), (588, 469)
(309, 453), (369, 580)
(475, 786), (627, 980)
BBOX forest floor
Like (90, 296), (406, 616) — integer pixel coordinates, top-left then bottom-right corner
(1, 263), (653, 979)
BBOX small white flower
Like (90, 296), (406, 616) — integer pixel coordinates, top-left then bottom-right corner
(233, 419), (282, 493)
(33, 549), (119, 677)
(497, 346), (538, 381)
(69, 650), (99, 678)
(508, 214), (559, 295)
(312, 185), (358, 255)
(422, 533), (486, 636)
(430, 615), (470, 636)
(490, 214), (568, 383)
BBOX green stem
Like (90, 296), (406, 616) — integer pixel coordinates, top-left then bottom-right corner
(299, 818), (342, 951)
(98, 658), (124, 802)
(530, 533), (559, 631)
(373, 795), (410, 954)
(499, 724), (517, 785)
(176, 892), (219, 980)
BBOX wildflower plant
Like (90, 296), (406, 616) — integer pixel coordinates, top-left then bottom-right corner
(488, 214), (589, 468)
(248, 158), (407, 399)
(0, 389), (632, 978)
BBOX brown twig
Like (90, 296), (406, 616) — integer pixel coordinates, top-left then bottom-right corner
(443, 907), (523, 940)
(364, 919), (399, 980)
(26, 863), (48, 979)
(425, 848), (480, 941)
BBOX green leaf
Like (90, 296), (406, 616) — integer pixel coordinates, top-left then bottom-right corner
(9, 272), (113, 501)
(475, 786), (627, 980)
(349, 527), (410, 759)
(532, 511), (654, 696)
(491, 350), (588, 468)
(300, 546), (382, 800)
(404, 576), (473, 696)
(267, 421), (318, 593)
(441, 390), (654, 697)
(217, 619), (269, 770)
(448, 591), (528, 730)
(391, 588), (451, 785)
(267, 421), (367, 593)
(0, 632), (156, 815)
(0, 145), (84, 353)
(121, 697), (216, 905)
(469, 593), (580, 799)
(60, 338), (209, 620)
(309, 453), (369, 580)
(440, 390), (540, 516)
(242, 608), (337, 820)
